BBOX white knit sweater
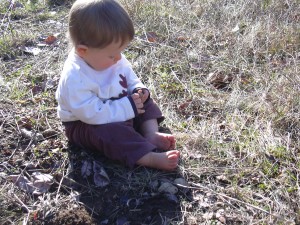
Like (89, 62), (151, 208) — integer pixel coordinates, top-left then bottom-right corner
(55, 50), (146, 125)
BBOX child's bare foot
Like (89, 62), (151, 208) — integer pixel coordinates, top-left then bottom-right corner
(136, 150), (180, 171)
(145, 132), (176, 151)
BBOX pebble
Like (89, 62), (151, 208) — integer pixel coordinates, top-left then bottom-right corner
(158, 182), (178, 194)
(174, 177), (189, 193)
(174, 178), (188, 187)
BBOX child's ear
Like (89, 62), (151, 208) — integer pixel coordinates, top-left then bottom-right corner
(76, 45), (88, 57)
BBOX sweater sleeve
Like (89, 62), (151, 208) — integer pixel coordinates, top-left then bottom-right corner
(121, 56), (147, 94)
(57, 72), (138, 125)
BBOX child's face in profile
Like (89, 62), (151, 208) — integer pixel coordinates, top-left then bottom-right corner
(78, 40), (130, 71)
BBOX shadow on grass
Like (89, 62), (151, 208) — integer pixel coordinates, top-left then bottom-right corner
(50, 141), (188, 225)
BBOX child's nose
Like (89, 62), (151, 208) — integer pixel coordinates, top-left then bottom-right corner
(114, 53), (121, 62)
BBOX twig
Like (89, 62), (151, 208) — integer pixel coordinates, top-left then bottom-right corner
(0, 116), (6, 131)
(8, 138), (21, 161)
(13, 193), (31, 213)
(22, 213), (30, 225)
(55, 156), (68, 202)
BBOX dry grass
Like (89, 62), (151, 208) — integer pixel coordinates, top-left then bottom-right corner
(0, 0), (299, 224)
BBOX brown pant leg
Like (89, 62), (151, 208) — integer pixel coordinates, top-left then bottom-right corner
(134, 97), (165, 131)
(63, 120), (157, 168)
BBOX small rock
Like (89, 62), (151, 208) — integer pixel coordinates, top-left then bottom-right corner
(174, 177), (189, 194)
(42, 129), (57, 138)
(174, 178), (188, 187)
(20, 128), (44, 141)
(158, 182), (178, 194)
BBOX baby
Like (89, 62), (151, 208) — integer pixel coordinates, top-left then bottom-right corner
(55, 0), (180, 170)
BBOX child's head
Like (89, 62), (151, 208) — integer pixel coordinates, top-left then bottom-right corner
(68, 0), (134, 49)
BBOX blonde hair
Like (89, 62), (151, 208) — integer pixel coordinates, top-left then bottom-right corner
(68, 0), (134, 48)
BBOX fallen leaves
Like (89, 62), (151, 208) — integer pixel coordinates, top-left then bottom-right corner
(177, 98), (212, 120)
(176, 36), (189, 42)
(81, 160), (92, 178)
(8, 172), (54, 195)
(38, 33), (60, 47)
(178, 99), (192, 111)
(207, 70), (251, 90)
(145, 31), (159, 42)
(19, 33), (60, 56)
(207, 71), (234, 90)
(92, 161), (110, 187)
(81, 160), (110, 187)
(44, 35), (57, 45)
(139, 31), (160, 43)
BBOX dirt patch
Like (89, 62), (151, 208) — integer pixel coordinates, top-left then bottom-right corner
(47, 207), (96, 225)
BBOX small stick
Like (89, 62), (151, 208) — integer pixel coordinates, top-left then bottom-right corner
(13, 193), (30, 213)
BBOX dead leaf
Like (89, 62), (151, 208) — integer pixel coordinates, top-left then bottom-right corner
(93, 161), (110, 187)
(177, 36), (189, 42)
(44, 35), (57, 45)
(207, 71), (234, 90)
(8, 174), (36, 193)
(178, 100), (192, 110)
(8, 172), (53, 195)
(19, 46), (42, 55)
(31, 172), (53, 194)
(81, 160), (92, 178)
(32, 172), (53, 183)
(143, 31), (159, 42)
(17, 117), (34, 129)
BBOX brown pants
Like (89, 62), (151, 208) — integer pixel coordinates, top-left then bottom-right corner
(63, 98), (164, 168)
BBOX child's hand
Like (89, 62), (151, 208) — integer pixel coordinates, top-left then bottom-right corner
(131, 93), (145, 114)
(137, 89), (149, 103)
